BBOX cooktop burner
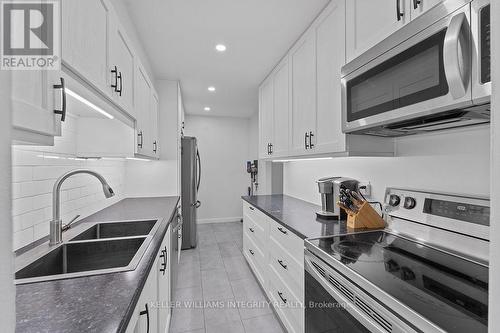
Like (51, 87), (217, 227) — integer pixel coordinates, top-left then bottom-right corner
(308, 230), (489, 333)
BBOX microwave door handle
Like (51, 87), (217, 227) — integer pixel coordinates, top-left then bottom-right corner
(443, 12), (470, 99)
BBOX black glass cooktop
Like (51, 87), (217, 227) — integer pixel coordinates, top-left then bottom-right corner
(309, 231), (488, 333)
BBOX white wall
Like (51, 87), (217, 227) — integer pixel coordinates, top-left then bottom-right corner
(11, 115), (126, 250)
(489, 0), (499, 331)
(185, 115), (251, 223)
(284, 127), (490, 205)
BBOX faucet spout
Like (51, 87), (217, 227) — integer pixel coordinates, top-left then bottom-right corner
(49, 169), (115, 245)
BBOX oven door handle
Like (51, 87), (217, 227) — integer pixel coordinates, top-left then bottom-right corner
(304, 255), (389, 333)
(443, 11), (470, 99)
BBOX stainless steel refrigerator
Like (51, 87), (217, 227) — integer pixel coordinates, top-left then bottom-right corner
(181, 136), (201, 249)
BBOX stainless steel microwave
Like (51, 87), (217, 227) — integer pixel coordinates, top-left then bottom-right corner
(341, 0), (490, 136)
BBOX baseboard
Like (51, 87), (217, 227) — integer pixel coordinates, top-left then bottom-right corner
(197, 217), (243, 224)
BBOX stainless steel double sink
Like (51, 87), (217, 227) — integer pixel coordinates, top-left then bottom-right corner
(15, 219), (161, 284)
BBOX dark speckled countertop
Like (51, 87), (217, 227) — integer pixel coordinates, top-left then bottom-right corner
(16, 196), (179, 333)
(242, 195), (350, 239)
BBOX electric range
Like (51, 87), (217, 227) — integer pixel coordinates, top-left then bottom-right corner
(304, 188), (489, 333)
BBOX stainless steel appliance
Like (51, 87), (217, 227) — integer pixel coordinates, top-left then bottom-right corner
(341, 0), (491, 136)
(305, 188), (489, 333)
(316, 177), (359, 220)
(181, 137), (201, 249)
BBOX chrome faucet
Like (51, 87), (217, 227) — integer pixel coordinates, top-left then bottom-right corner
(49, 169), (115, 245)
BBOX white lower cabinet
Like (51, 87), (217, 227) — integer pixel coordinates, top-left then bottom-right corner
(242, 201), (304, 333)
(126, 225), (171, 333)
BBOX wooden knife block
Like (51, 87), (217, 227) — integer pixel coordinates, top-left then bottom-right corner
(345, 201), (386, 230)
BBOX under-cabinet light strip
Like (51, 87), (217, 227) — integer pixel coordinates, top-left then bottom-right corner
(65, 88), (115, 120)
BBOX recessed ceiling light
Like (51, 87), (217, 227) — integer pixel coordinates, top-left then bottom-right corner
(215, 44), (227, 52)
(204, 107), (211, 111)
(208, 86), (216, 92)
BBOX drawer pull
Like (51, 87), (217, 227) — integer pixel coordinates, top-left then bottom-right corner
(277, 227), (288, 235)
(249, 206), (255, 211)
(278, 259), (287, 270)
(278, 291), (287, 304)
(249, 227), (255, 233)
(249, 249), (255, 256)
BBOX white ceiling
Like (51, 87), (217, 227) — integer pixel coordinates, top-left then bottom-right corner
(123, 0), (330, 118)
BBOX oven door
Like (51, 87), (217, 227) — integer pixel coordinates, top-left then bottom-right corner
(471, 0), (491, 105)
(342, 3), (473, 134)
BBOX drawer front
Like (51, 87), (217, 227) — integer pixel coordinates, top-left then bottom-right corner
(243, 202), (269, 230)
(243, 214), (266, 249)
(243, 231), (267, 286)
(267, 265), (304, 333)
(269, 238), (304, 294)
(269, 220), (304, 263)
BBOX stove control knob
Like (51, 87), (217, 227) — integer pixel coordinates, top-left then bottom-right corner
(401, 267), (416, 281)
(389, 194), (401, 207)
(404, 197), (417, 210)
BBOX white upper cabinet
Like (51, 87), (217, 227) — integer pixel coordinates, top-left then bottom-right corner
(12, 70), (64, 145)
(135, 63), (152, 157)
(258, 0), (394, 160)
(410, 0), (444, 19)
(109, 15), (135, 115)
(259, 77), (274, 158)
(314, 0), (346, 154)
(272, 58), (290, 157)
(290, 33), (316, 155)
(151, 92), (160, 158)
(346, 0), (410, 62)
(61, 0), (109, 93)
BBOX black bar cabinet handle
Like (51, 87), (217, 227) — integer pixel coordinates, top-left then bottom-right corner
(249, 227), (255, 233)
(153, 140), (157, 153)
(53, 77), (66, 122)
(138, 131), (143, 149)
(249, 249), (255, 256)
(111, 66), (118, 91)
(139, 303), (150, 333)
(278, 259), (287, 270)
(270, 143), (273, 154)
(396, 0), (404, 21)
(413, 0), (421, 9)
(309, 131), (314, 149)
(249, 206), (254, 211)
(117, 72), (123, 96)
(305, 132), (309, 149)
(278, 292), (287, 304)
(277, 227), (287, 235)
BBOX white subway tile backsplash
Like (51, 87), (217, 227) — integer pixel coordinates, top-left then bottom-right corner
(13, 228), (34, 250)
(12, 143), (126, 250)
(12, 166), (32, 182)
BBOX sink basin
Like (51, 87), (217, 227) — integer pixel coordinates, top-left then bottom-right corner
(70, 220), (157, 241)
(15, 237), (146, 283)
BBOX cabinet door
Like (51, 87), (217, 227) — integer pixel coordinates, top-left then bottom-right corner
(151, 92), (160, 158)
(410, 0), (444, 20)
(134, 256), (159, 333)
(109, 16), (135, 116)
(314, 0), (346, 154)
(12, 70), (63, 142)
(135, 64), (152, 156)
(259, 78), (274, 158)
(272, 59), (290, 157)
(290, 34), (316, 154)
(158, 226), (171, 333)
(346, 0), (410, 62)
(61, 0), (108, 92)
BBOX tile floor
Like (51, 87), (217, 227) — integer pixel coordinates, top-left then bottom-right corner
(171, 222), (285, 333)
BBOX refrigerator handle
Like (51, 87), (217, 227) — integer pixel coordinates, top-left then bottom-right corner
(196, 149), (201, 192)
